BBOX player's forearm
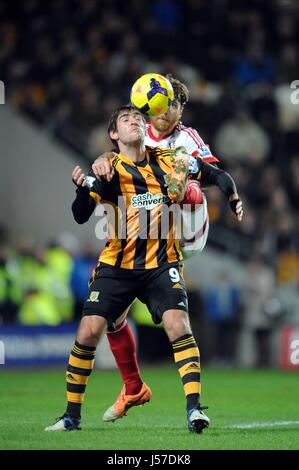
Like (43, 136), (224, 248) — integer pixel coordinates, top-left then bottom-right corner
(195, 160), (237, 198)
(208, 169), (237, 198)
(72, 187), (96, 224)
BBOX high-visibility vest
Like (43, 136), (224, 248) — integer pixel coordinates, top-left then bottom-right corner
(0, 265), (8, 303)
(18, 291), (61, 326)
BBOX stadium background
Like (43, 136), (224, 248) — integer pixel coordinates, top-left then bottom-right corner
(0, 0), (299, 451)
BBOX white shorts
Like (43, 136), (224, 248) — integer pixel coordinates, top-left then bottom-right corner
(180, 194), (209, 259)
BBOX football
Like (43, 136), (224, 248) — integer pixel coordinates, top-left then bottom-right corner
(130, 73), (174, 116)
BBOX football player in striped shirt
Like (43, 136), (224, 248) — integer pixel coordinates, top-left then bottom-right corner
(92, 76), (220, 423)
(45, 105), (243, 434)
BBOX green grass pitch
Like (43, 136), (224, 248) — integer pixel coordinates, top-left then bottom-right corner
(0, 367), (298, 450)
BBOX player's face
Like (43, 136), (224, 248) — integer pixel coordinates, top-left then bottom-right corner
(150, 100), (183, 134)
(111, 110), (146, 145)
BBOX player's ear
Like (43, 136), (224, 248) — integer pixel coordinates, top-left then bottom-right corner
(109, 129), (118, 141)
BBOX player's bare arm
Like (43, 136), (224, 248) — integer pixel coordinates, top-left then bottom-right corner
(92, 152), (115, 181)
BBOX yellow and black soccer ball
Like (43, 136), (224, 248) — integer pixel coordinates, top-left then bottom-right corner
(130, 73), (174, 116)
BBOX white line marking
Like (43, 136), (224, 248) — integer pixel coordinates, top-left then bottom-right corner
(226, 420), (299, 430)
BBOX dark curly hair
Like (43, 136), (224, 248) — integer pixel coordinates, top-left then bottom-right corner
(166, 74), (190, 107)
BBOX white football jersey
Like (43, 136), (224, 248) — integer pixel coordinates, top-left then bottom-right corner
(145, 122), (218, 257)
(145, 122), (219, 164)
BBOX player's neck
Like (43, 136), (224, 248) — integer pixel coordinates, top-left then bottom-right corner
(149, 123), (174, 140)
(151, 126), (167, 139)
(119, 142), (146, 162)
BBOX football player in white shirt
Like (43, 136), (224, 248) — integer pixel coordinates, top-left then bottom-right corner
(90, 75), (241, 427)
(144, 75), (219, 257)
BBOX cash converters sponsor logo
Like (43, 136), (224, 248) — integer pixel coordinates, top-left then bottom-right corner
(131, 192), (170, 210)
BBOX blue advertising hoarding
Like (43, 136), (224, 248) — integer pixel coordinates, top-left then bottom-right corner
(0, 324), (77, 367)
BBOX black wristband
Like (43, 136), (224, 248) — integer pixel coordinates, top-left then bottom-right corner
(229, 199), (240, 214)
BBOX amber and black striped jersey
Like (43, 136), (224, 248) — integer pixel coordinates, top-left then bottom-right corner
(89, 146), (181, 270)
(72, 146), (236, 270)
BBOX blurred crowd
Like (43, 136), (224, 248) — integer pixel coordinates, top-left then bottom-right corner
(1, 0), (299, 262)
(1, 0), (299, 364)
(0, 226), (94, 326)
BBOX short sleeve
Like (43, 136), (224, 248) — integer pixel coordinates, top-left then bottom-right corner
(183, 128), (219, 164)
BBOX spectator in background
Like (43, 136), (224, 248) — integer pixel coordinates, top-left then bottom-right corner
(275, 210), (299, 293)
(42, 243), (74, 323)
(288, 157), (299, 211)
(7, 240), (75, 326)
(0, 237), (76, 326)
(152, 0), (181, 32)
(250, 83), (278, 138)
(241, 256), (276, 368)
(87, 96), (122, 158)
(204, 272), (241, 366)
(277, 42), (299, 83)
(19, 288), (61, 326)
(234, 42), (274, 87)
(214, 106), (270, 167)
(275, 212), (298, 255)
(0, 243), (19, 324)
(71, 244), (96, 319)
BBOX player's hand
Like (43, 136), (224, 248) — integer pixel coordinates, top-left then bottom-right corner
(92, 152), (115, 182)
(72, 166), (86, 187)
(229, 194), (243, 221)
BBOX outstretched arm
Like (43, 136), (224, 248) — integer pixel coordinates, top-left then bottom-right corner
(194, 159), (243, 222)
(199, 161), (236, 197)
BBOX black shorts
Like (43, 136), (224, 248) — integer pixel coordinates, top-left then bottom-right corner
(82, 262), (188, 328)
